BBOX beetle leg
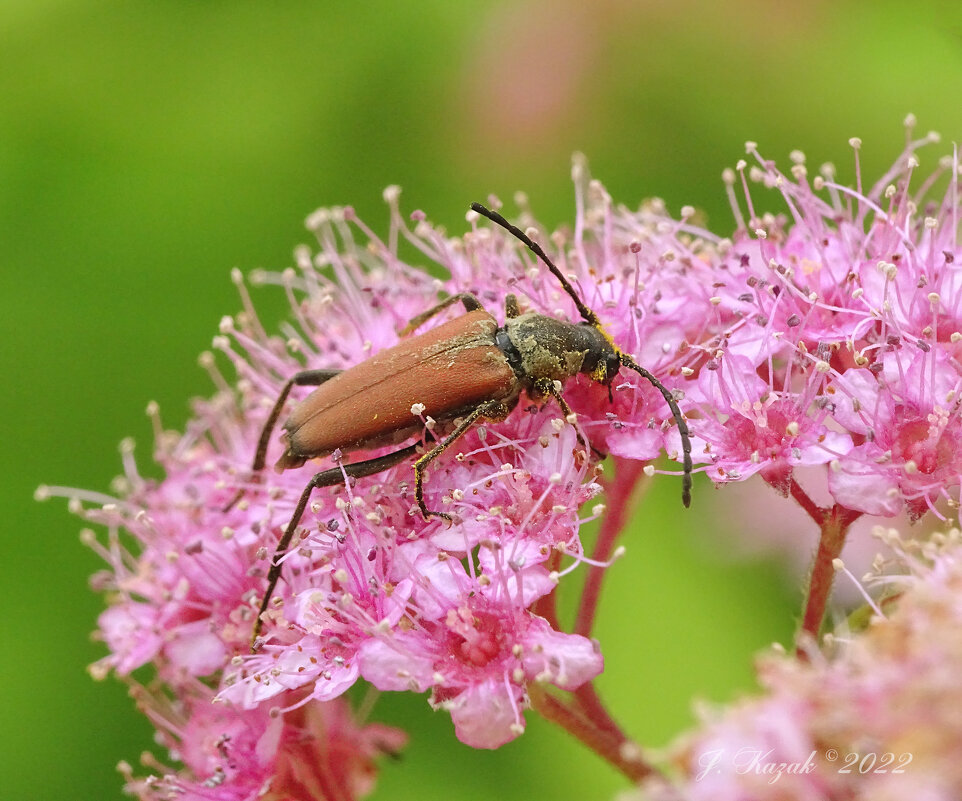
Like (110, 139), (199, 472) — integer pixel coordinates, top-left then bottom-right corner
(413, 399), (510, 521)
(224, 368), (342, 512)
(399, 293), (485, 336)
(251, 442), (420, 648)
(533, 377), (590, 452)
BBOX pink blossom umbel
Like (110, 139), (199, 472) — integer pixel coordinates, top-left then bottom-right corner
(43, 123), (962, 796)
(45, 175), (708, 796)
(696, 128), (962, 519)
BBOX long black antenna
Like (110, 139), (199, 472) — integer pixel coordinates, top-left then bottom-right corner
(620, 354), (693, 508)
(470, 202), (599, 326)
(472, 201), (693, 509)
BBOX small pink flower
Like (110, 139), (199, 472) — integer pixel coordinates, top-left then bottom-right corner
(125, 683), (405, 801)
(358, 564), (603, 748)
(829, 348), (962, 519)
(689, 352), (851, 493)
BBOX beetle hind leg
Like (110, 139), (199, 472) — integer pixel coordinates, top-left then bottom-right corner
(250, 442), (420, 649)
(223, 368), (341, 512)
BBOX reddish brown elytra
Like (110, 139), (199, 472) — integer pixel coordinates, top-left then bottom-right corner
(236, 202), (692, 647)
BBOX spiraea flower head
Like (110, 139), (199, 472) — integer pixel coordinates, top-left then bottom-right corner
(685, 121), (962, 521)
(124, 682), (405, 801)
(42, 172), (708, 796)
(43, 124), (962, 798)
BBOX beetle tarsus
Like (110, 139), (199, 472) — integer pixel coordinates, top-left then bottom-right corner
(534, 377), (591, 451)
(222, 488), (245, 513)
(412, 400), (509, 522)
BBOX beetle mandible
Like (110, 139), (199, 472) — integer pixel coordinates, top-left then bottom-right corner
(237, 202), (693, 646)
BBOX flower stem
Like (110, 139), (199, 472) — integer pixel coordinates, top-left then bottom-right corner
(797, 503), (862, 649)
(532, 550), (563, 631)
(572, 682), (629, 740)
(574, 457), (647, 638)
(529, 686), (659, 783)
(787, 477), (823, 526)
(534, 458), (656, 781)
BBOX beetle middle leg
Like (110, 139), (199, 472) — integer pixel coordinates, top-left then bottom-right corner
(251, 442), (420, 647)
(224, 368), (341, 511)
(531, 377), (593, 453)
(413, 399), (512, 521)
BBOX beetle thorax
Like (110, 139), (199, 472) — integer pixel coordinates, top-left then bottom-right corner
(501, 313), (618, 386)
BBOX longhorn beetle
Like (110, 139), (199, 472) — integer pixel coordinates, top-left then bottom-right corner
(239, 202), (692, 646)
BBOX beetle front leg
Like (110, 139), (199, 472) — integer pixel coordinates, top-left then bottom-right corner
(251, 442), (420, 649)
(413, 399), (510, 521)
(533, 377), (591, 452)
(224, 368), (341, 511)
(399, 293), (485, 336)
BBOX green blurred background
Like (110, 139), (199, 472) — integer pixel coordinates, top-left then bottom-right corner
(5, 1), (962, 798)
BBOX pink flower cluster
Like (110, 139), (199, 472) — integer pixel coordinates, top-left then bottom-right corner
(706, 132), (962, 520)
(49, 172), (701, 796)
(120, 681), (406, 801)
(44, 123), (962, 797)
(636, 527), (962, 801)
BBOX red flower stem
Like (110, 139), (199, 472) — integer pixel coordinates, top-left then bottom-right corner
(787, 476), (823, 526)
(572, 681), (630, 740)
(797, 503), (862, 650)
(574, 457), (647, 638)
(529, 686), (658, 783)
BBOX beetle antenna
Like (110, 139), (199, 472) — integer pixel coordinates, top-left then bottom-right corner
(471, 202), (599, 327)
(473, 201), (693, 508)
(619, 353), (693, 508)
